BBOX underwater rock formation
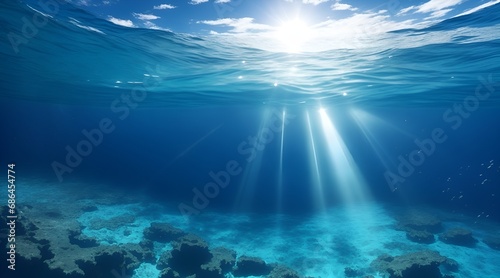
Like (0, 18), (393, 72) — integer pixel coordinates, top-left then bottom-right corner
(443, 258), (459, 272)
(405, 229), (435, 244)
(371, 250), (454, 278)
(439, 228), (477, 247)
(157, 234), (212, 276)
(268, 264), (302, 278)
(158, 266), (180, 278)
(395, 211), (443, 233)
(1, 203), (152, 278)
(233, 255), (272, 276)
(483, 236), (500, 251)
(200, 247), (237, 276)
(143, 222), (186, 243)
(344, 266), (363, 277)
(1, 204), (312, 278)
(68, 229), (99, 248)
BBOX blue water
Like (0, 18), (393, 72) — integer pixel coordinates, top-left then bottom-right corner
(1, 1), (500, 278)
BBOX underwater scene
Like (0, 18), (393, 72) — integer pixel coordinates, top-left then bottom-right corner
(1, 0), (500, 277)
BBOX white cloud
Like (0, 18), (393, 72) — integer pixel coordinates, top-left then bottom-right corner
(107, 16), (135, 27)
(303, 0), (329, 5)
(71, 0), (116, 6)
(215, 0), (231, 3)
(198, 17), (271, 33)
(190, 0), (209, 4)
(200, 11), (428, 52)
(397, 5), (415, 16)
(416, 0), (462, 13)
(454, 0), (500, 17)
(154, 4), (176, 9)
(428, 8), (453, 19)
(398, 0), (463, 17)
(133, 13), (161, 20)
(331, 1), (357, 11)
(284, 0), (329, 5)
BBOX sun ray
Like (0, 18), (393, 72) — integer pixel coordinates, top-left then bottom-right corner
(306, 110), (326, 212)
(318, 108), (371, 205)
(277, 108), (286, 214)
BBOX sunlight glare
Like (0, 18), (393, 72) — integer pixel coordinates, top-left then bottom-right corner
(275, 18), (312, 53)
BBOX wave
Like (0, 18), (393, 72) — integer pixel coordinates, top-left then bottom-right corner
(391, 3), (500, 33)
(1, 0), (500, 107)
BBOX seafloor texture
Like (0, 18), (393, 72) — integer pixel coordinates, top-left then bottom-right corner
(1, 178), (499, 278)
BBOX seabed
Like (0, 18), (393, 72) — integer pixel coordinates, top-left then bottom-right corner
(2, 178), (500, 278)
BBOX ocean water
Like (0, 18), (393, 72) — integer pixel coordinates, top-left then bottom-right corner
(1, 1), (500, 278)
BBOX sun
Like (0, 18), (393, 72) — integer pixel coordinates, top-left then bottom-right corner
(275, 18), (312, 53)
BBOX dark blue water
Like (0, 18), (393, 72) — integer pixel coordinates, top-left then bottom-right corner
(1, 1), (500, 277)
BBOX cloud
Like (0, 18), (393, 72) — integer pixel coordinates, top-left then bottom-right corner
(70, 0), (117, 6)
(215, 0), (231, 3)
(154, 4), (176, 9)
(454, 0), (500, 17)
(331, 1), (358, 11)
(416, 0), (462, 13)
(107, 16), (135, 27)
(284, 0), (329, 5)
(428, 8), (453, 19)
(201, 10), (429, 52)
(398, 0), (462, 17)
(190, 0), (209, 4)
(133, 13), (161, 20)
(397, 6), (415, 16)
(303, 0), (329, 5)
(198, 17), (272, 33)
